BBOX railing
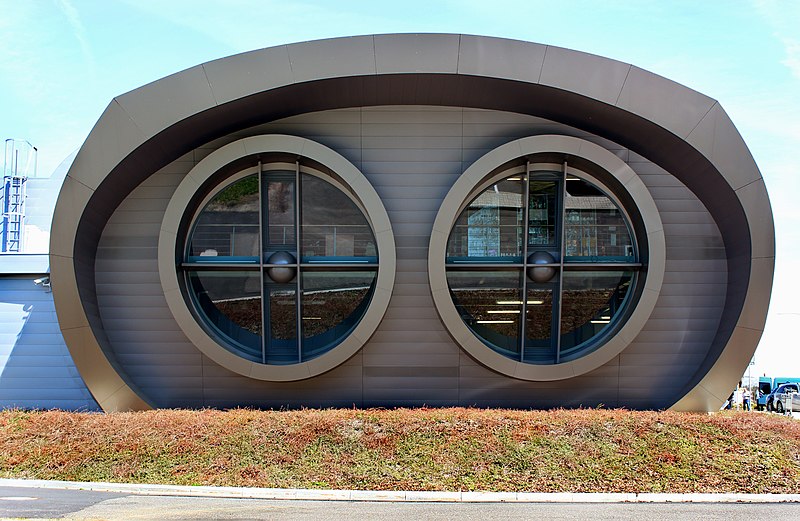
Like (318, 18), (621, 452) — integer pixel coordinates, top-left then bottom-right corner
(1, 175), (26, 252)
(191, 223), (375, 257)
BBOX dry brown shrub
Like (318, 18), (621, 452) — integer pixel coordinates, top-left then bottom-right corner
(1, 408), (799, 492)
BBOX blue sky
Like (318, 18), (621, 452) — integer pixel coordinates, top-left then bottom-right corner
(1, 0), (798, 380)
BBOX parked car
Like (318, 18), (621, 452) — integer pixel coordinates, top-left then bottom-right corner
(757, 377), (773, 411)
(766, 383), (800, 413)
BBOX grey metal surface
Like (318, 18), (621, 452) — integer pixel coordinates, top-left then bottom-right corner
(0, 277), (99, 410)
(94, 107), (726, 409)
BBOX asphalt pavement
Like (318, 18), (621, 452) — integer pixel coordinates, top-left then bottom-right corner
(3, 485), (800, 521)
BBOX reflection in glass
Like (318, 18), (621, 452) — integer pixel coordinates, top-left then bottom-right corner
(564, 177), (633, 261)
(301, 175), (376, 259)
(188, 271), (262, 361)
(447, 270), (522, 356)
(266, 286), (298, 364)
(184, 166), (381, 366)
(559, 271), (633, 357)
(524, 285), (555, 363)
(301, 270), (376, 359)
(264, 175), (295, 247)
(447, 178), (523, 260)
(528, 178), (558, 247)
(189, 175), (259, 259)
(444, 167), (641, 365)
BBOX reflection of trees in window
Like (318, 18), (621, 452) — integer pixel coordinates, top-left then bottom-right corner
(525, 289), (553, 341)
(268, 182), (293, 213)
(269, 290), (297, 340)
(215, 299), (262, 335)
(183, 169), (379, 365)
(190, 176), (259, 258)
(211, 176), (259, 207)
(301, 176), (376, 258)
(302, 287), (370, 337)
(446, 170), (641, 364)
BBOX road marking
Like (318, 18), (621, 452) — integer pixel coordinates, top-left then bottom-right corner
(0, 496), (38, 501)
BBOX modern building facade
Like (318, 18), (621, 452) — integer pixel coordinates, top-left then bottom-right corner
(1, 34), (774, 412)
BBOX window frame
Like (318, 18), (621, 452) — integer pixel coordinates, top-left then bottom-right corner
(158, 135), (395, 382)
(429, 135), (665, 381)
(445, 162), (641, 364)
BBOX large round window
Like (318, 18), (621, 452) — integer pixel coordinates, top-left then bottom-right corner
(159, 135), (395, 381)
(445, 164), (638, 364)
(185, 166), (378, 364)
(429, 135), (665, 381)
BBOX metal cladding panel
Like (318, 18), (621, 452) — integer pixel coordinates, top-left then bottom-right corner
(94, 106), (726, 409)
(0, 278), (99, 410)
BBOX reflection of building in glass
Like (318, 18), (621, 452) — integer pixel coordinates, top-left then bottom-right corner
(446, 170), (637, 364)
(564, 197), (628, 258)
(0, 34), (769, 412)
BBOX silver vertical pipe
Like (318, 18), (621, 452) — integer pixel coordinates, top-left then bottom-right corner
(295, 159), (302, 363)
(257, 160), (266, 364)
(519, 161), (531, 362)
(555, 160), (568, 363)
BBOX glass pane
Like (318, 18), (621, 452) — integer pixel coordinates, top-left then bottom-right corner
(188, 271), (262, 361)
(189, 175), (259, 260)
(447, 178), (524, 260)
(301, 174), (376, 260)
(528, 178), (558, 248)
(559, 271), (633, 358)
(563, 177), (634, 261)
(523, 284), (556, 363)
(447, 270), (522, 357)
(301, 270), (376, 360)
(266, 286), (298, 364)
(264, 173), (296, 248)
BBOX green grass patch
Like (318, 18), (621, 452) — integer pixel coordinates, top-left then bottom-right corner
(0, 408), (798, 493)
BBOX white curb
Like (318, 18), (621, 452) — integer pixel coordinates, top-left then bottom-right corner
(1, 479), (799, 503)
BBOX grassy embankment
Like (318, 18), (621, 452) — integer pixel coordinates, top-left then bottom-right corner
(1, 408), (798, 493)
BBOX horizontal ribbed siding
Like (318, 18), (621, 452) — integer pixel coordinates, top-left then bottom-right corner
(0, 278), (99, 410)
(95, 106), (726, 409)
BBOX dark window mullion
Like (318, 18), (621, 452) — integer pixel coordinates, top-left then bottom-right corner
(561, 263), (643, 271)
(445, 263), (524, 270)
(520, 163), (531, 362)
(301, 267), (379, 274)
(301, 263), (378, 269)
(295, 160), (302, 364)
(555, 161), (568, 364)
(180, 263), (260, 271)
(258, 160), (266, 364)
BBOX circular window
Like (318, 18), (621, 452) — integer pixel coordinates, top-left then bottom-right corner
(429, 135), (665, 381)
(446, 165), (638, 364)
(159, 135), (395, 381)
(186, 166), (379, 364)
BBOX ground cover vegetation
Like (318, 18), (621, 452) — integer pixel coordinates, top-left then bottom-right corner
(0, 408), (798, 493)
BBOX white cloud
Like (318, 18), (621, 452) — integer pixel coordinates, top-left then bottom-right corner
(54, 0), (95, 77)
(119, 0), (392, 54)
(781, 38), (800, 80)
(752, 0), (800, 79)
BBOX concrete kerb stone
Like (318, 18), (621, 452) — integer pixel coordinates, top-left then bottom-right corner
(2, 479), (800, 503)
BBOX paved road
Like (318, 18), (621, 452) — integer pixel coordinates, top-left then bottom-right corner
(3, 486), (800, 520)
